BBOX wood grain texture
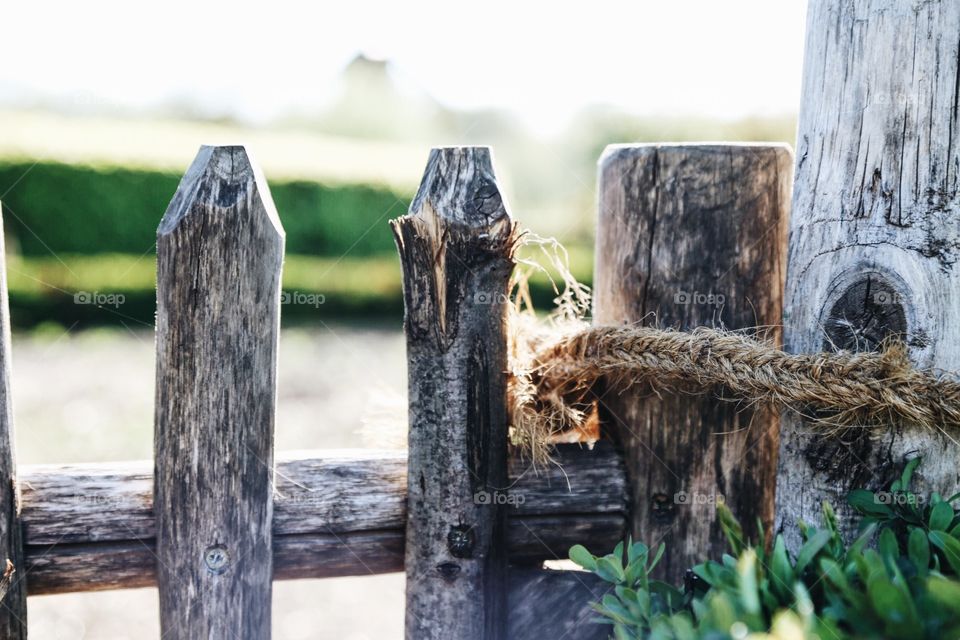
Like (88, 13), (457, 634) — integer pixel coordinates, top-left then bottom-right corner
(392, 147), (518, 640)
(21, 460), (153, 545)
(505, 514), (626, 564)
(155, 145), (283, 639)
(776, 0), (960, 551)
(28, 550), (610, 640)
(20, 445), (622, 544)
(507, 568), (610, 640)
(0, 211), (26, 637)
(24, 533), (406, 595)
(18, 445), (625, 594)
(594, 144), (791, 582)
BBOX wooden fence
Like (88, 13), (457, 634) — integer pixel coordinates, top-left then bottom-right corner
(0, 141), (786, 639)
(0, 145), (631, 639)
(0, 0), (955, 637)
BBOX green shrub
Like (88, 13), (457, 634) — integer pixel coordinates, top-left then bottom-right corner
(571, 459), (960, 639)
(0, 161), (410, 257)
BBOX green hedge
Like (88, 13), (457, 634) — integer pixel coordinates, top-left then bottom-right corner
(0, 161), (411, 257)
(5, 251), (593, 328)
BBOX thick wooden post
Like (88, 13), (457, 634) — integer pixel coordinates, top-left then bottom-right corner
(776, 0), (960, 549)
(0, 208), (26, 637)
(154, 146), (283, 638)
(392, 147), (517, 640)
(594, 144), (791, 582)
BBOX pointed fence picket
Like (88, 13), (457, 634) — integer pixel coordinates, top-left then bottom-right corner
(154, 145), (284, 638)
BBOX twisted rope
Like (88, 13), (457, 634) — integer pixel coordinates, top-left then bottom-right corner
(526, 325), (960, 435)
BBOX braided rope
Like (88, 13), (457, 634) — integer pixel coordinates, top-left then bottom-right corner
(528, 325), (960, 434)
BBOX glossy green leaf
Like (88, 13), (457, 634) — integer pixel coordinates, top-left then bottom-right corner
(908, 527), (930, 573)
(879, 527), (899, 563)
(900, 457), (921, 490)
(930, 530), (960, 576)
(569, 544), (597, 571)
(848, 489), (894, 517)
(930, 501), (955, 531)
(795, 529), (833, 574)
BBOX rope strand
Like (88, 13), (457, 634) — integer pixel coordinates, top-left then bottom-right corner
(521, 325), (960, 447)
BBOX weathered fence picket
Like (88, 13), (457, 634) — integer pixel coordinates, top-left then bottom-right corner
(154, 145), (284, 638)
(775, 0), (960, 550)
(594, 144), (792, 582)
(392, 146), (617, 640)
(0, 210), (26, 638)
(393, 147), (517, 640)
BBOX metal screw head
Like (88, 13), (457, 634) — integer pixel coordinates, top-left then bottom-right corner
(203, 544), (230, 574)
(447, 524), (475, 559)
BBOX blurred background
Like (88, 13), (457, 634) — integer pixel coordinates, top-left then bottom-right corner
(2, 0), (805, 637)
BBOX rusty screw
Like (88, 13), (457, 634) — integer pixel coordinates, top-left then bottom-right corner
(203, 544), (230, 574)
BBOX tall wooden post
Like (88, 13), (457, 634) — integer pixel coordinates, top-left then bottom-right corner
(594, 144), (792, 582)
(0, 208), (26, 638)
(776, 0), (960, 549)
(154, 146), (284, 638)
(392, 147), (517, 640)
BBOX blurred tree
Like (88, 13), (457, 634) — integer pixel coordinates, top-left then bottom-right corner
(312, 54), (448, 141)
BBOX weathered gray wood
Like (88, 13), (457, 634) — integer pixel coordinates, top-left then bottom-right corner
(0, 560), (16, 606)
(26, 528), (622, 596)
(155, 145), (283, 639)
(20, 444), (623, 545)
(21, 460), (153, 544)
(776, 0), (960, 550)
(594, 144), (792, 581)
(507, 441), (626, 517)
(21, 451), (405, 545)
(392, 147), (518, 640)
(507, 568), (610, 640)
(506, 514), (626, 564)
(18, 444), (625, 593)
(0, 210), (26, 637)
(24, 532), (407, 595)
(26, 547), (615, 640)
(26, 541), (157, 594)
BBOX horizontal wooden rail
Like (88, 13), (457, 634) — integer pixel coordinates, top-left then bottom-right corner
(17, 443), (625, 594)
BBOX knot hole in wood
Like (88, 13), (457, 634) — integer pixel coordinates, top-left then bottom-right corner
(822, 274), (907, 354)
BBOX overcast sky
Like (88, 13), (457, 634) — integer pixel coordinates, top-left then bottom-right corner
(3, 0), (808, 134)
